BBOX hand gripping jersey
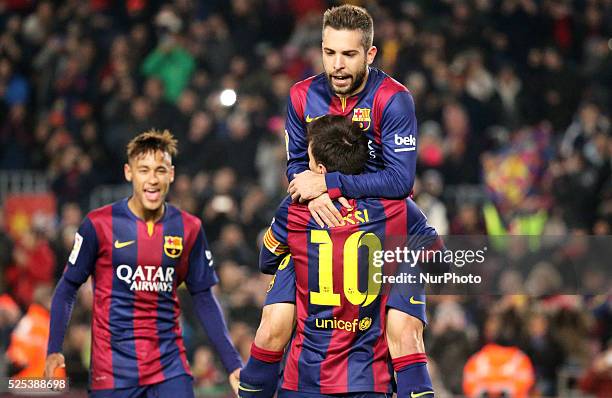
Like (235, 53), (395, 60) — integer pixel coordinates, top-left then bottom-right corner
(285, 67), (418, 199)
(261, 196), (442, 394)
(63, 198), (218, 390)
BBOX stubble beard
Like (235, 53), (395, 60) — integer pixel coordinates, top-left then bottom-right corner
(328, 63), (368, 96)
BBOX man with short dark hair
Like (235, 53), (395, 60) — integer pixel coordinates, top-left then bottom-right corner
(286, 4), (418, 229)
(45, 130), (242, 398)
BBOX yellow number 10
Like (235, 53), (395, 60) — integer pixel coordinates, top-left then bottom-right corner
(309, 230), (382, 307)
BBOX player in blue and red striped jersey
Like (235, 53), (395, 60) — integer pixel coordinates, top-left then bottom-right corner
(240, 116), (442, 398)
(286, 4), (419, 229)
(44, 130), (242, 398)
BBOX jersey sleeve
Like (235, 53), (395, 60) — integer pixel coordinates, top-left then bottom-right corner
(325, 91), (417, 199)
(405, 199), (450, 276)
(185, 225), (219, 294)
(62, 217), (98, 285)
(406, 198), (439, 247)
(285, 94), (309, 182)
(259, 197), (291, 275)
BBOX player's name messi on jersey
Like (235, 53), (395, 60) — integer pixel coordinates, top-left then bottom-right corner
(116, 264), (175, 292)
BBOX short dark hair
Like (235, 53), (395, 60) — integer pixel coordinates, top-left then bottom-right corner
(126, 129), (178, 161)
(323, 4), (374, 50)
(307, 115), (368, 175)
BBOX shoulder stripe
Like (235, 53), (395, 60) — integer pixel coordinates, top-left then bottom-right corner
(290, 76), (316, 121)
(372, 77), (409, 144)
(263, 228), (289, 256)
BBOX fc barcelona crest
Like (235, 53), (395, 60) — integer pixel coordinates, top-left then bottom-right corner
(164, 236), (183, 258)
(352, 108), (371, 130)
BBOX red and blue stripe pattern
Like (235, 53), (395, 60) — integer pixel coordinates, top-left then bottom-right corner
(278, 197), (436, 394)
(286, 67), (414, 190)
(82, 199), (211, 390)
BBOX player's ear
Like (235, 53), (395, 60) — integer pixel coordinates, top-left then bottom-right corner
(318, 163), (327, 174)
(170, 165), (175, 183)
(366, 46), (377, 65)
(124, 163), (132, 182)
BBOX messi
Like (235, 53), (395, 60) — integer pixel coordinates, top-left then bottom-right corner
(116, 264), (175, 292)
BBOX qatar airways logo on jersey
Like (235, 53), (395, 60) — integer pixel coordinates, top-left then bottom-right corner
(116, 265), (175, 292)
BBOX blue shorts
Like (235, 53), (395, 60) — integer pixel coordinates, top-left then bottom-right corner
(278, 389), (391, 398)
(89, 374), (194, 398)
(385, 260), (428, 325)
(264, 255), (427, 325)
(264, 255), (296, 306)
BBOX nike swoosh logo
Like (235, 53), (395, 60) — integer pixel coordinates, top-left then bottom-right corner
(238, 384), (263, 392)
(305, 114), (324, 123)
(114, 240), (135, 249)
(411, 391), (434, 398)
(409, 296), (425, 305)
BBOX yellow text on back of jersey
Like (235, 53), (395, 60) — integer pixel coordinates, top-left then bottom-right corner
(343, 208), (370, 225)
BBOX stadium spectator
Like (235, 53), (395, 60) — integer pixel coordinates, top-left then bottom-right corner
(579, 343), (612, 398)
(463, 341), (535, 398)
(429, 300), (476, 395)
(520, 310), (565, 396)
(463, 310), (536, 398)
(0, 294), (21, 352)
(415, 170), (449, 235)
(5, 228), (55, 308)
(6, 284), (64, 378)
(222, 111), (259, 181)
(192, 346), (223, 390)
(141, 8), (195, 103)
(0, 58), (31, 169)
(212, 223), (255, 269)
(176, 111), (224, 176)
(0, 211), (14, 273)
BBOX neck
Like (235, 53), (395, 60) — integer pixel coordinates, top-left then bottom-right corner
(336, 67), (370, 99)
(127, 197), (164, 223)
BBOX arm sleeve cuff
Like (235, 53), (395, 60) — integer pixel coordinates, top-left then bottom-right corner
(192, 289), (243, 373)
(325, 172), (342, 199)
(47, 277), (80, 355)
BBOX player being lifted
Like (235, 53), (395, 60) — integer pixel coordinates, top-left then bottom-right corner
(239, 116), (441, 398)
(44, 130), (242, 398)
(286, 4), (418, 228)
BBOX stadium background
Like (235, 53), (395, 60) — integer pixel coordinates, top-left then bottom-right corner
(0, 0), (611, 396)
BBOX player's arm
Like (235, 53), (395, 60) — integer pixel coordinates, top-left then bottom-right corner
(45, 217), (98, 378)
(192, 289), (241, 395)
(259, 198), (290, 275)
(406, 199), (450, 277)
(283, 86), (348, 227)
(259, 228), (289, 275)
(326, 91), (417, 199)
(285, 94), (309, 182)
(186, 225), (242, 379)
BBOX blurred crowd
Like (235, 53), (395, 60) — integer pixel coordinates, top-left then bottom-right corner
(1, 0), (611, 396)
